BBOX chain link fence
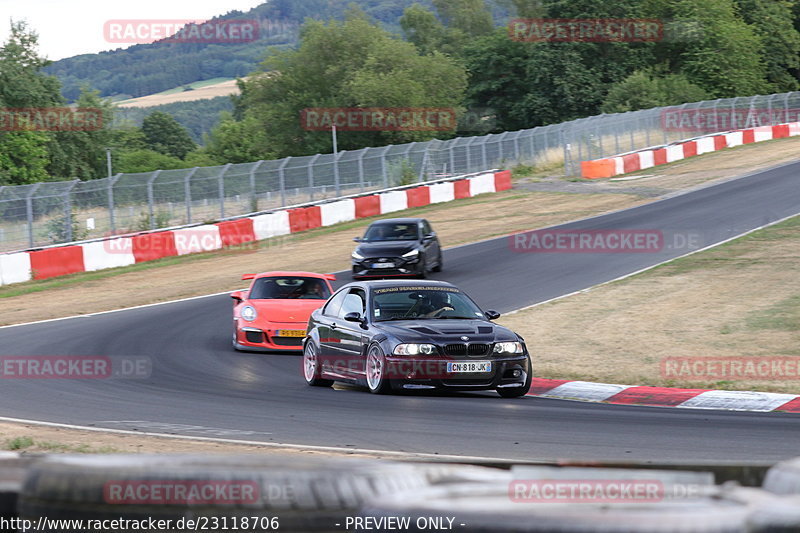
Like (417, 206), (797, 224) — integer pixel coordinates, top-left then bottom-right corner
(2, 91), (799, 253)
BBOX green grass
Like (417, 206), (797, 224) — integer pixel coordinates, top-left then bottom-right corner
(3, 435), (119, 453)
(746, 294), (800, 332)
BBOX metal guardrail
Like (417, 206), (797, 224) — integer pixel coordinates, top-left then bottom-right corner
(2, 91), (799, 253)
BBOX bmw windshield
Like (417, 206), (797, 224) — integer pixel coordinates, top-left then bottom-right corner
(371, 286), (485, 321)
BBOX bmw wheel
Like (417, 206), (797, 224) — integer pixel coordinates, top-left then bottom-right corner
(366, 344), (392, 394)
(303, 342), (333, 387)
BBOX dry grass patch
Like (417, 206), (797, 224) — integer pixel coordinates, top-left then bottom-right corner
(0, 191), (645, 326)
(499, 216), (800, 394)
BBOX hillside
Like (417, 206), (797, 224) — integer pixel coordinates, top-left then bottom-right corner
(115, 79), (239, 108)
(46, 0), (508, 101)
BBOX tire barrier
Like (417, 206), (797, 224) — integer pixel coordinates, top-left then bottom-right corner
(5, 454), (800, 531)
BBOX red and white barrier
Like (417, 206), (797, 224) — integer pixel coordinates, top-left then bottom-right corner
(320, 199), (356, 227)
(0, 170), (512, 286)
(581, 121), (800, 179)
(0, 252), (31, 286)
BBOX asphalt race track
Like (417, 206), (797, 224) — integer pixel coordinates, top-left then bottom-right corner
(1, 161), (800, 462)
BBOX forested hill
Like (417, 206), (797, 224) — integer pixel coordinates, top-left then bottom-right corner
(46, 0), (510, 101)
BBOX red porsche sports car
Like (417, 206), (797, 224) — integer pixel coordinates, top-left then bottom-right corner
(231, 271), (336, 351)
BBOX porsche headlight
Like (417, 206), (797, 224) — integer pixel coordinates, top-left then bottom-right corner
(240, 306), (257, 321)
(352, 250), (364, 260)
(393, 343), (436, 356)
(493, 342), (523, 354)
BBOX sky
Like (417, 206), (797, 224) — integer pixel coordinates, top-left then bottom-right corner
(1, 0), (266, 60)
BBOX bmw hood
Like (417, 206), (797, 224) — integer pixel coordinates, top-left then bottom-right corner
(377, 320), (519, 344)
(355, 241), (417, 258)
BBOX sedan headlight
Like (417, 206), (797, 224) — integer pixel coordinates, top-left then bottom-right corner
(393, 343), (436, 355)
(352, 250), (364, 261)
(493, 342), (523, 354)
(401, 249), (419, 259)
(240, 306), (258, 321)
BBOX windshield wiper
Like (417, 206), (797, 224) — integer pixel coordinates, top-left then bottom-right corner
(375, 316), (416, 322)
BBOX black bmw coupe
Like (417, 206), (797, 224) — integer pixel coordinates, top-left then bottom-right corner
(302, 280), (532, 397)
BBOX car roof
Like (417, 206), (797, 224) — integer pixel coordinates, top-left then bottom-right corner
(350, 279), (457, 290)
(252, 271), (334, 280)
(367, 218), (424, 225)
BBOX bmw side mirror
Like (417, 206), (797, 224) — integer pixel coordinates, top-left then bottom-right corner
(344, 312), (368, 328)
(485, 310), (501, 320)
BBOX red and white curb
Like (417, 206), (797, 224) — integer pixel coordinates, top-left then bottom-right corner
(580, 121), (800, 179)
(529, 378), (800, 413)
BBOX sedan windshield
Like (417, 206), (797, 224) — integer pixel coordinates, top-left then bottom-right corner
(249, 277), (331, 300)
(363, 223), (419, 242)
(372, 287), (485, 321)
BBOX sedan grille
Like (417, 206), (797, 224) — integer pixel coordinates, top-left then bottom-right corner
(444, 343), (490, 356)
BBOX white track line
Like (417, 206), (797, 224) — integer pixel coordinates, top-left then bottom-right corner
(0, 415), (523, 463)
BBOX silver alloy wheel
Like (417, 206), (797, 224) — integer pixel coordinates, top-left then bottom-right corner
(366, 346), (384, 391)
(303, 343), (318, 383)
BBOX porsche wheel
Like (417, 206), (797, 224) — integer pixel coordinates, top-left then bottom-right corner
(366, 344), (392, 394)
(303, 342), (332, 387)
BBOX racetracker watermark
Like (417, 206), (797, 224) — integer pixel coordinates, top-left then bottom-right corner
(510, 229), (664, 253)
(0, 356), (151, 379)
(104, 480), (262, 504)
(301, 108), (458, 132)
(662, 357), (800, 381)
(0, 108), (102, 132)
(508, 18), (663, 42)
(104, 19), (260, 44)
(661, 108), (800, 132)
(509, 480), (703, 503)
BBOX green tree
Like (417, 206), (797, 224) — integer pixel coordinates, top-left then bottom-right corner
(114, 149), (186, 173)
(734, 0), (800, 92)
(643, 0), (770, 97)
(226, 9), (467, 158)
(141, 111), (197, 159)
(204, 113), (272, 164)
(0, 132), (50, 185)
(400, 4), (453, 56)
(601, 68), (710, 113)
(432, 0), (494, 36)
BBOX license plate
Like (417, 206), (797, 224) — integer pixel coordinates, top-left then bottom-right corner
(447, 361), (492, 373)
(277, 330), (305, 337)
(372, 262), (394, 269)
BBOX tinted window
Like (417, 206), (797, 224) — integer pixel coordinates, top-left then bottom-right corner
(339, 289), (366, 318)
(371, 287), (484, 321)
(363, 222), (420, 242)
(322, 289), (349, 317)
(249, 277), (331, 300)
(422, 220), (433, 235)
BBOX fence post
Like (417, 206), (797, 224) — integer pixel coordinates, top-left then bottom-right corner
(496, 132), (508, 165)
(418, 145), (429, 183)
(278, 158), (290, 206)
(107, 173), (122, 234)
(25, 183), (42, 248)
(218, 163), (232, 219)
(147, 170), (162, 230)
(561, 129), (571, 176)
(62, 180), (80, 242)
(464, 137), (477, 172)
(447, 140), (456, 175)
(379, 146), (391, 188)
(480, 136), (488, 169)
(249, 160), (265, 213)
(333, 152), (343, 197)
(357, 149), (366, 192)
(183, 167), (198, 224)
(784, 92), (791, 123)
(307, 154), (320, 201)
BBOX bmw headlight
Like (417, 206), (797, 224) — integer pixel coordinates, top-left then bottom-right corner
(240, 306), (257, 321)
(393, 343), (436, 356)
(493, 342), (523, 354)
(352, 250), (364, 261)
